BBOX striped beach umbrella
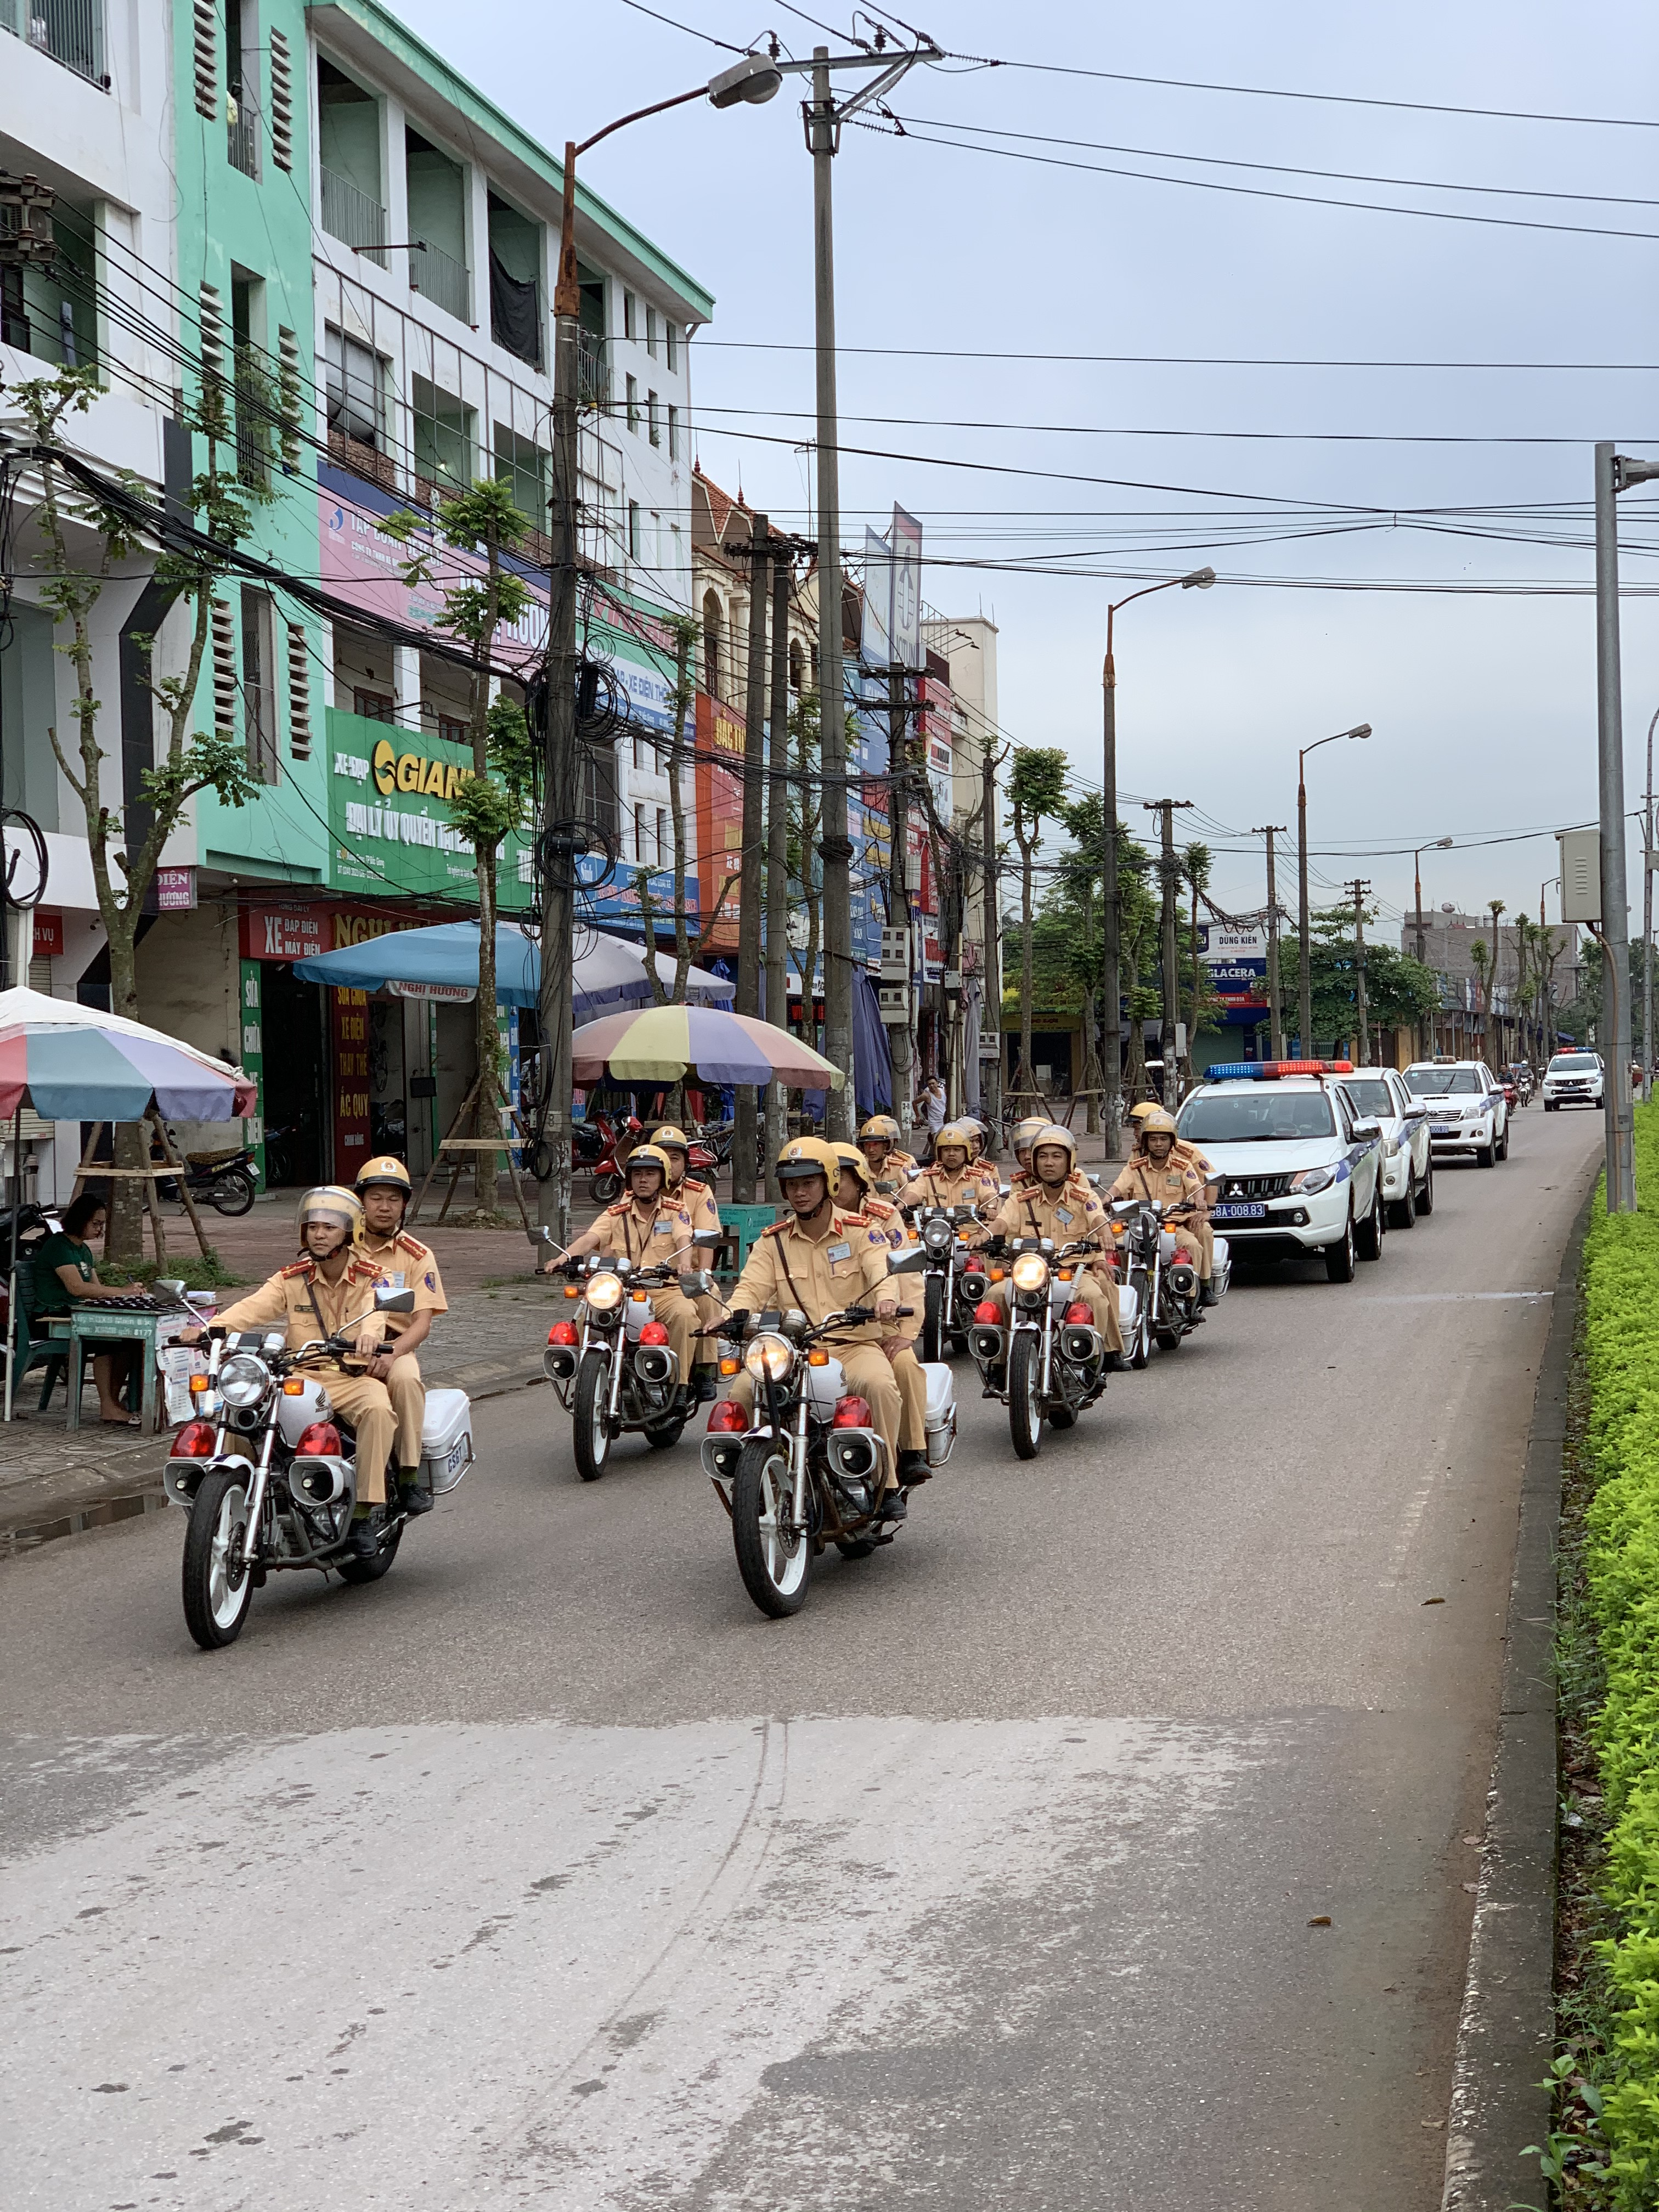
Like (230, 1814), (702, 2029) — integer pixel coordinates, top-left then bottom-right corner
(0, 988), (257, 1123)
(571, 1005), (845, 1088)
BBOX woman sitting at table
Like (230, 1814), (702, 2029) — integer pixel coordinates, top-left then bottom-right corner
(31, 1192), (143, 1426)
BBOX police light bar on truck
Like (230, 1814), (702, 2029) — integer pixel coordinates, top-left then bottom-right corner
(1205, 1060), (1355, 1081)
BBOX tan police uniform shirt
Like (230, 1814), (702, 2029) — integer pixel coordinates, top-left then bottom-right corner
(579, 1195), (700, 1271)
(668, 1175), (721, 1238)
(895, 1165), (992, 1216)
(865, 1148), (918, 1198)
(1110, 1155), (1210, 1238)
(984, 1179), (1114, 1284)
(215, 1253), (390, 1356)
(357, 1228), (448, 1336)
(728, 1206), (896, 1339)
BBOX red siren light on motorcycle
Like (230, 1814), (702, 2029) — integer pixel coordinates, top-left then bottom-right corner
(294, 1421), (342, 1456)
(706, 1400), (748, 1434)
(832, 1396), (872, 1429)
(1064, 1301), (1094, 1325)
(973, 1299), (1002, 1324)
(548, 1320), (579, 1346)
(171, 1420), (217, 1457)
(638, 1320), (669, 1346)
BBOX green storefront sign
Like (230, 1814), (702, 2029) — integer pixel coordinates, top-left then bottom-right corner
(326, 708), (531, 907)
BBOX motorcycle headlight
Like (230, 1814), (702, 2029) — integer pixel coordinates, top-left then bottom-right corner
(585, 1272), (624, 1313)
(1010, 1252), (1050, 1294)
(924, 1218), (952, 1249)
(744, 1333), (796, 1383)
(217, 1352), (270, 1408)
(1291, 1166), (1335, 1195)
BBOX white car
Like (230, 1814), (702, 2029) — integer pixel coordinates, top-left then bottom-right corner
(1542, 1050), (1605, 1110)
(1401, 1060), (1509, 1168)
(1340, 1066), (1435, 1227)
(1176, 1062), (1386, 1283)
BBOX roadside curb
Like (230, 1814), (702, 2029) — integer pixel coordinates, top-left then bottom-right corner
(1440, 1164), (1596, 2211)
(0, 1355), (545, 1555)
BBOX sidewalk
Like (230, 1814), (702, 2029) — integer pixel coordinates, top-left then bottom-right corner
(0, 1277), (572, 1555)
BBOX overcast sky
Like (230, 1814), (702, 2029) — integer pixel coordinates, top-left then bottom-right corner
(402, 0), (1659, 942)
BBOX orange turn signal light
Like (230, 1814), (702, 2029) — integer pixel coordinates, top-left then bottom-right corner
(281, 1378), (306, 1396)
(807, 1349), (830, 1367)
(189, 1374), (210, 1393)
(719, 1356), (741, 1376)
(563, 1284), (579, 1300)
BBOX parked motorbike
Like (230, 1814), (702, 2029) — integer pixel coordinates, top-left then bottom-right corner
(544, 1238), (721, 1480)
(1109, 1198), (1226, 1367)
(584, 1111), (645, 1204)
(965, 1235), (1113, 1460)
(161, 1287), (473, 1650)
(151, 1134), (258, 1216)
(701, 1279), (956, 1618)
(907, 1201), (983, 1361)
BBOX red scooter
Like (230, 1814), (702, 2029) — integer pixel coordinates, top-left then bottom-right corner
(586, 1111), (716, 1201)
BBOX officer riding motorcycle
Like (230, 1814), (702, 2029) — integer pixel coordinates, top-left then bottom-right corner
(857, 1113), (918, 1197)
(653, 1123), (723, 1400)
(832, 1141), (908, 1252)
(895, 1122), (996, 1216)
(1007, 1115), (1051, 1188)
(1110, 1109), (1209, 1306)
(557, 1143), (704, 1413)
(1126, 1099), (1221, 1304)
(352, 1155), (445, 1514)
(971, 1125), (1126, 1361)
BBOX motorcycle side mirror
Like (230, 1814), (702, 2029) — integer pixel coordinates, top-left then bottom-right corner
(1087, 1172), (1101, 1188)
(692, 1230), (721, 1248)
(375, 1285), (416, 1314)
(680, 1269), (713, 1295)
(886, 1244), (929, 1273)
(530, 1224), (557, 1253)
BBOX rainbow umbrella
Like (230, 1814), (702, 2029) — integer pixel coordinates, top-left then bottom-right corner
(0, 988), (257, 1122)
(571, 1005), (845, 1088)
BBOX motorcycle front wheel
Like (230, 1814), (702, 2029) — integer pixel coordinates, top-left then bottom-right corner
(573, 1352), (614, 1482)
(1007, 1333), (1044, 1460)
(731, 1437), (812, 1616)
(922, 1273), (947, 1364)
(181, 1470), (255, 1649)
(589, 1171), (623, 1205)
(208, 1169), (256, 1216)
(1128, 1272), (1152, 1369)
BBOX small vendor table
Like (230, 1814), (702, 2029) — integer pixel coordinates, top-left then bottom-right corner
(46, 1304), (178, 1434)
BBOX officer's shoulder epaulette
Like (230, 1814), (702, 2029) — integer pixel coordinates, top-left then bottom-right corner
(839, 1207), (870, 1227)
(393, 1230), (429, 1257)
(279, 1258), (312, 1279)
(760, 1218), (790, 1237)
(347, 1254), (382, 1279)
(606, 1200), (633, 1216)
(682, 1176), (710, 1195)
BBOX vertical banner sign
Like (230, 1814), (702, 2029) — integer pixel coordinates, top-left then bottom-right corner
(238, 960), (266, 1184)
(890, 505), (924, 670)
(330, 989), (373, 1182)
(861, 527), (892, 669)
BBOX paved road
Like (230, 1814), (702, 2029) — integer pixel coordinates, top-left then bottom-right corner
(1, 1107), (1601, 2211)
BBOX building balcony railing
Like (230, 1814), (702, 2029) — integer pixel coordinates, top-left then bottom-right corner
(410, 239), (470, 325)
(320, 165), (387, 267)
(2, 0), (106, 88)
(577, 327), (608, 408)
(228, 109), (258, 179)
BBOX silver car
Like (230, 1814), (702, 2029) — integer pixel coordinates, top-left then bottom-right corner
(1340, 1068), (1435, 1227)
(1402, 1060), (1510, 1169)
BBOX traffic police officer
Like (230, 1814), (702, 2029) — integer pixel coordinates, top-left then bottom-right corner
(183, 1187), (396, 1557)
(654, 1124), (723, 1395)
(974, 1126), (1126, 1356)
(1110, 1109), (1209, 1285)
(857, 1114), (918, 1197)
(895, 1122), (995, 1216)
(722, 1138), (926, 1511)
(1126, 1099), (1218, 1298)
(560, 1144), (702, 1399)
(831, 1141), (930, 1468)
(354, 1155), (446, 1514)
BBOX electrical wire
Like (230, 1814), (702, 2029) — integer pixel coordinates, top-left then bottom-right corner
(694, 340), (1659, 372)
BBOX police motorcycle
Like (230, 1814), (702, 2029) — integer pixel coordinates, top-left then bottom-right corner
(1108, 1197), (1213, 1366)
(903, 1202), (985, 1361)
(701, 1278), (953, 1620)
(163, 1288), (475, 1650)
(965, 1234), (1110, 1460)
(541, 1238), (722, 1480)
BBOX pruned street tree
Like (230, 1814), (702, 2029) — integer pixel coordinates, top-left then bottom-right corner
(1007, 746), (1069, 1098)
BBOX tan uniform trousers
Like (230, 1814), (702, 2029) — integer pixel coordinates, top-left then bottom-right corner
(984, 1272), (1125, 1354)
(385, 1350), (426, 1473)
(1186, 1217), (1215, 1281)
(727, 1342), (904, 1491)
(324, 1370), (398, 1505)
(889, 1343), (928, 1453)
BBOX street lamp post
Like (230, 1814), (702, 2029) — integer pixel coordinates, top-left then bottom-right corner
(1413, 836), (1453, 1057)
(1296, 725), (1371, 1058)
(1101, 566), (1214, 1156)
(1644, 706), (1658, 1102)
(537, 52), (783, 1245)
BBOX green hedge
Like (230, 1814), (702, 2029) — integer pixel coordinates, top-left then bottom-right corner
(1584, 1103), (1659, 2201)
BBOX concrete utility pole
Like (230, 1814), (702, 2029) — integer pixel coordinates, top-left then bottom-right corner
(1144, 799), (1193, 1107)
(733, 515), (770, 1201)
(1645, 706), (1657, 1103)
(1254, 826), (1287, 1060)
(764, 538), (794, 1190)
(1593, 442), (1658, 1213)
(981, 735), (1002, 1137)
(887, 664), (915, 1136)
(1348, 879), (1372, 1059)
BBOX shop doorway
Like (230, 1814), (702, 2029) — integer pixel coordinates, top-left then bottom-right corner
(261, 964), (327, 1186)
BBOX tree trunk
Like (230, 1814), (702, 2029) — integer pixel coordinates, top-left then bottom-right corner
(1015, 833), (1036, 1092)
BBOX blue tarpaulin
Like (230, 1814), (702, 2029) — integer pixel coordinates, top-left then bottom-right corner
(293, 921), (732, 1017)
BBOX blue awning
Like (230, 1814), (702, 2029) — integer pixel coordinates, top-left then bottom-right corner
(293, 921), (733, 1015)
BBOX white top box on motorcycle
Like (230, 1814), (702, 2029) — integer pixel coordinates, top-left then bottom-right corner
(420, 1389), (473, 1494)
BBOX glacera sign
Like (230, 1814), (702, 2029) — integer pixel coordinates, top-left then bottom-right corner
(326, 708), (531, 907)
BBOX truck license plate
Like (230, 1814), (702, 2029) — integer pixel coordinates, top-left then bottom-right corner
(1211, 1202), (1266, 1221)
(1431, 1124), (1459, 1137)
